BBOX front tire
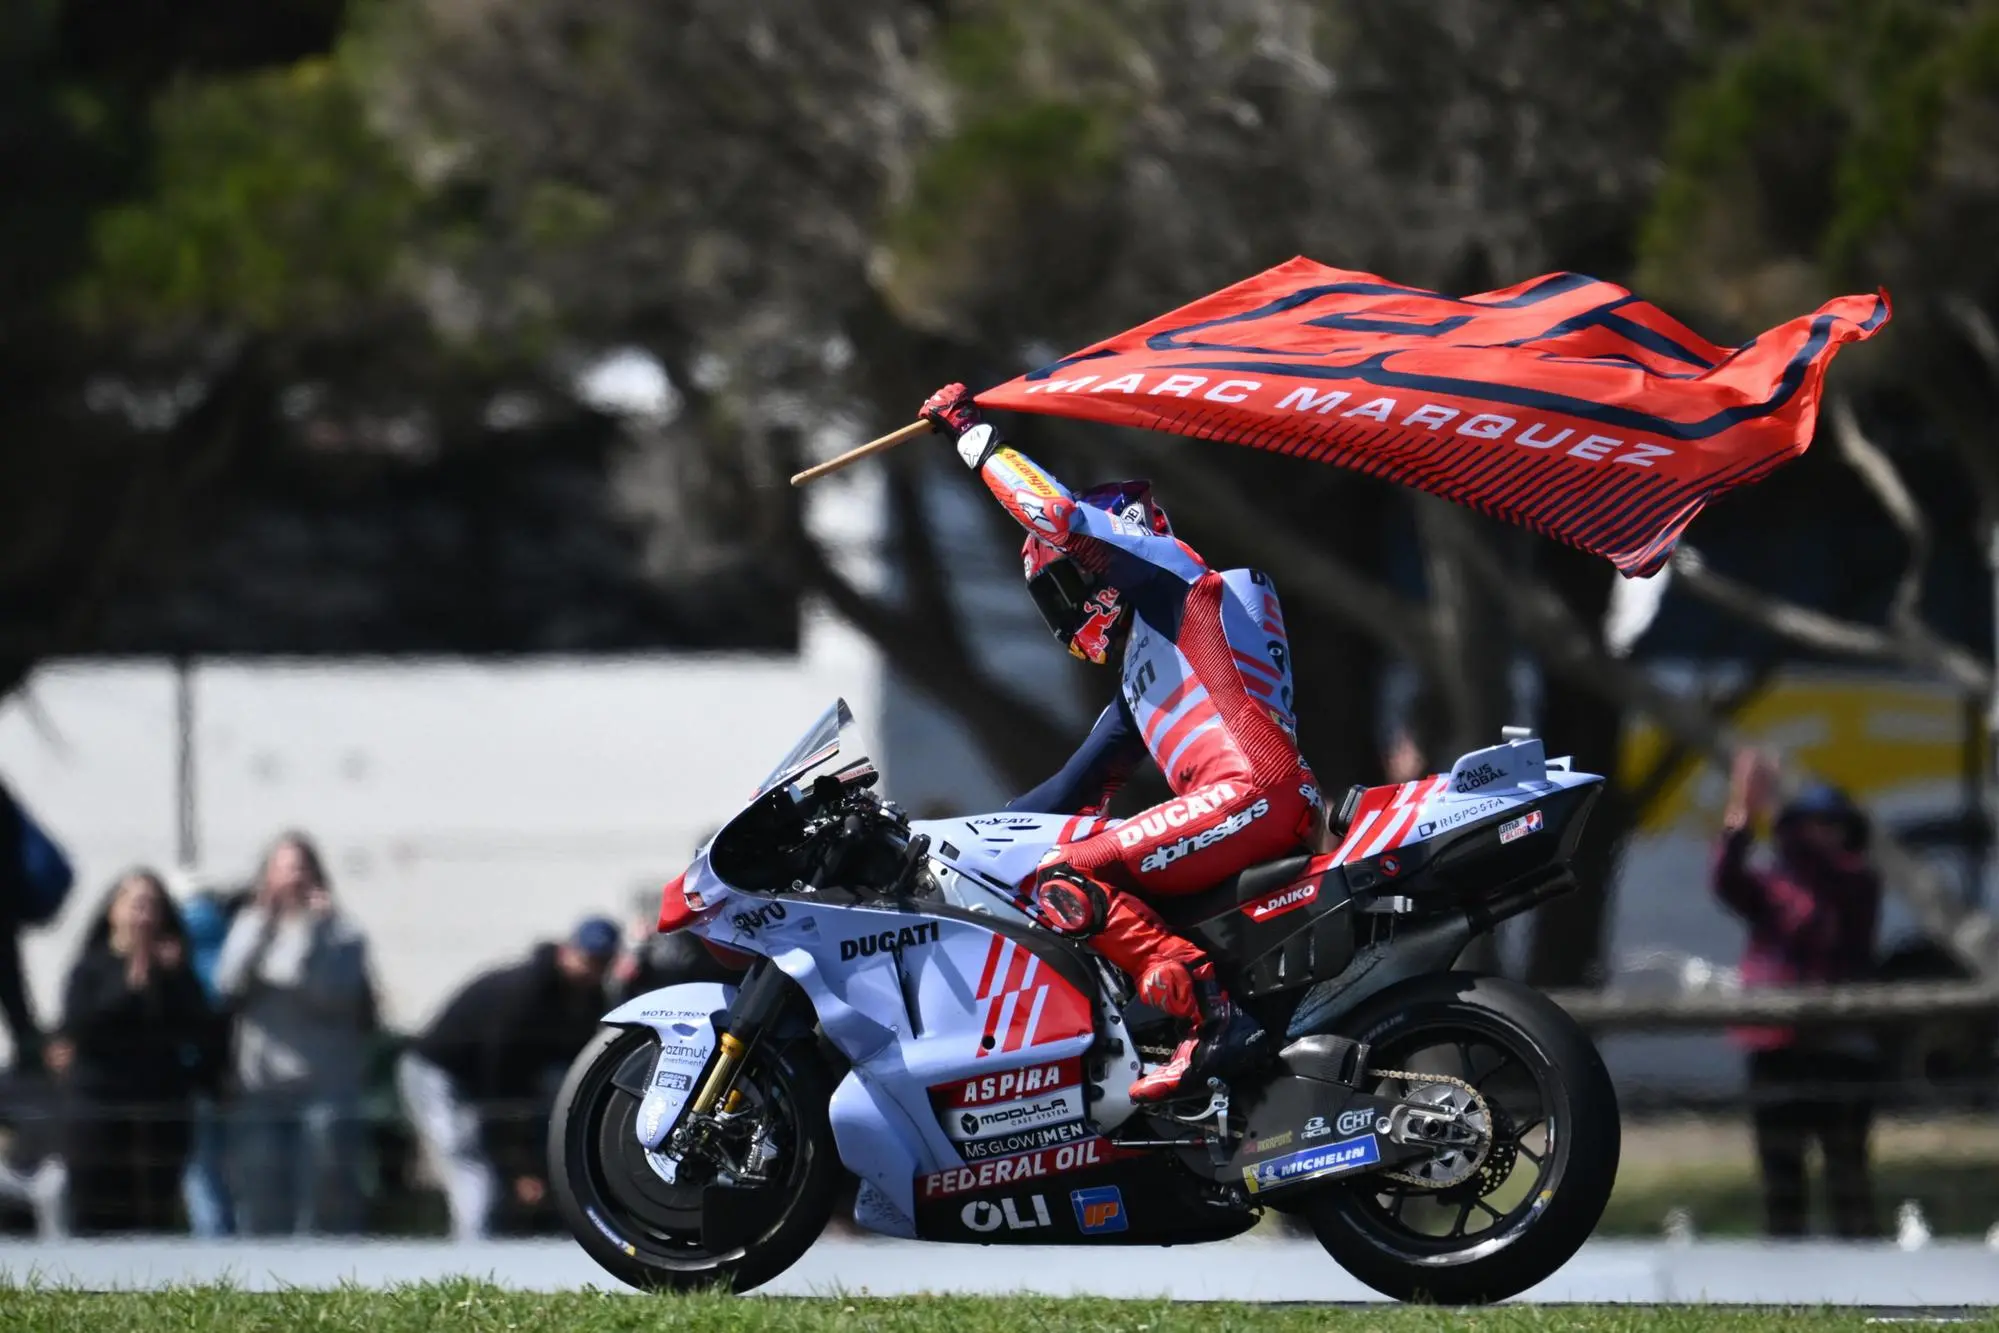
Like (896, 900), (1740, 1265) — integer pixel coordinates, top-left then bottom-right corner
(1302, 973), (1619, 1304)
(549, 1025), (840, 1292)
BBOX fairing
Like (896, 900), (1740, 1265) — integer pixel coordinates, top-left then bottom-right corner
(618, 703), (1606, 1241)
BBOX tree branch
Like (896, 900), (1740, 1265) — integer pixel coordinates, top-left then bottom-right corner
(1625, 663), (1778, 818)
(883, 451), (971, 663)
(1669, 546), (1992, 696)
(1827, 395), (1929, 629)
(799, 536), (1073, 792)
(1120, 446), (1443, 672)
(0, 341), (272, 699)
(1937, 295), (1999, 521)
(1424, 518), (1999, 979)
(1946, 294), (1999, 372)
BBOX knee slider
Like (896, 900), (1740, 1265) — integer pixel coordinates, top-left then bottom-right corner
(1031, 867), (1109, 938)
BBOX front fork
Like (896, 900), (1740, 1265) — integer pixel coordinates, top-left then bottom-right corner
(685, 958), (795, 1126)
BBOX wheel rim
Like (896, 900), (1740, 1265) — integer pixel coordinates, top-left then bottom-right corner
(567, 1034), (816, 1272)
(1334, 1010), (1565, 1267)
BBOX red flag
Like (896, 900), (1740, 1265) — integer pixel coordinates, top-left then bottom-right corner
(975, 256), (1888, 576)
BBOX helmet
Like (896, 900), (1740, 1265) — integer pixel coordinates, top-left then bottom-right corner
(1021, 480), (1171, 665)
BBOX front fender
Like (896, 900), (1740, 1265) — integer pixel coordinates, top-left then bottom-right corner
(601, 981), (738, 1157)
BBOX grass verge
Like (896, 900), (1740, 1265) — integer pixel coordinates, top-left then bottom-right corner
(0, 1287), (1992, 1333)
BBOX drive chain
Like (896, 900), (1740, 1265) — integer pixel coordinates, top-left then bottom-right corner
(1365, 1067), (1495, 1189)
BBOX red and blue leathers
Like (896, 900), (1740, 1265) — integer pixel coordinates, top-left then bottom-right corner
(957, 424), (1320, 1098)
(981, 438), (1320, 884)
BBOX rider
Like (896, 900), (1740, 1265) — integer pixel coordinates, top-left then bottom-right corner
(920, 383), (1322, 1103)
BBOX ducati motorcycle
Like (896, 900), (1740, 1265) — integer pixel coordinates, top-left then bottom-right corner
(550, 700), (1620, 1304)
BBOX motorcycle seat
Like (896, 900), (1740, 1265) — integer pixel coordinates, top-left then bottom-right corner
(1146, 851), (1316, 931)
(1216, 854), (1315, 902)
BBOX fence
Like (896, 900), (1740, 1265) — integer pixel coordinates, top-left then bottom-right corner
(5, 983), (1998, 1245)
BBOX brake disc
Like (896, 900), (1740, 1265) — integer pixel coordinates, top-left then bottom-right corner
(1367, 1068), (1493, 1190)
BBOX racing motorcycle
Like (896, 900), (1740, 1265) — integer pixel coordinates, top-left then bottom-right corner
(550, 701), (1619, 1304)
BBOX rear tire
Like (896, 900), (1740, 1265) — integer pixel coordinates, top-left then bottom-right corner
(550, 1025), (840, 1292)
(1302, 973), (1619, 1304)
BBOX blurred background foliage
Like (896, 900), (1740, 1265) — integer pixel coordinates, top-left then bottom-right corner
(5, 0), (1998, 985)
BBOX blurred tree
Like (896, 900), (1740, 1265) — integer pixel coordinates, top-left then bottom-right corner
(1641, 0), (1999, 520)
(353, 0), (1693, 809)
(18, 0), (1994, 986)
(1624, 0), (1999, 976)
(868, 0), (1698, 978)
(0, 0), (798, 690)
(1, 0), (1707, 978)
(0, 0), (354, 696)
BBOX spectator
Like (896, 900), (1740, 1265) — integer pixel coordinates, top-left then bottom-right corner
(179, 889), (244, 1238)
(1713, 750), (1882, 1239)
(0, 778), (75, 1072)
(215, 832), (377, 1236)
(398, 917), (621, 1240)
(609, 884), (741, 1006)
(1382, 725), (1428, 785)
(56, 869), (219, 1234)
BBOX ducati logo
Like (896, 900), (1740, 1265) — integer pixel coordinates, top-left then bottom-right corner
(1115, 784), (1243, 847)
(1138, 798), (1269, 874)
(839, 921), (940, 960)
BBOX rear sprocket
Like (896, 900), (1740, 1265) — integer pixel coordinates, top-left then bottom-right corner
(1368, 1068), (1493, 1190)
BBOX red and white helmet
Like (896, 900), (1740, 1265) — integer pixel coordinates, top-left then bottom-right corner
(1020, 481), (1171, 665)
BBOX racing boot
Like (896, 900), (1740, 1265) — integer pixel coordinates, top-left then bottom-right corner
(1029, 864), (1265, 1101)
(1128, 959), (1266, 1104)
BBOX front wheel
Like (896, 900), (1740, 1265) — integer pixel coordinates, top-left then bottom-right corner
(1301, 973), (1620, 1304)
(549, 1025), (840, 1292)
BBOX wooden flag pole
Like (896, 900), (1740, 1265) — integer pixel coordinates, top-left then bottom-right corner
(789, 420), (932, 487)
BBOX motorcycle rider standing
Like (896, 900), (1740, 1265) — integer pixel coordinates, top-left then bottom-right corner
(920, 384), (1322, 1102)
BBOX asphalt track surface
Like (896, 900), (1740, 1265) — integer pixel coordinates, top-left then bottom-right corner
(3, 1234), (1998, 1305)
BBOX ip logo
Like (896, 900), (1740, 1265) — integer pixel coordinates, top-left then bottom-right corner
(1070, 1185), (1127, 1235)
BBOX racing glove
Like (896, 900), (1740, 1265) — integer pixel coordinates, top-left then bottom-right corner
(920, 383), (999, 470)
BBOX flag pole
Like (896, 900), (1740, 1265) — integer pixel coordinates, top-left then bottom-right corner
(790, 420), (931, 487)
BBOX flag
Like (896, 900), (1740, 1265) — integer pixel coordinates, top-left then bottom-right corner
(975, 256), (1888, 576)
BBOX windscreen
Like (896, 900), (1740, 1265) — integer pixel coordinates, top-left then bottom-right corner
(750, 698), (853, 798)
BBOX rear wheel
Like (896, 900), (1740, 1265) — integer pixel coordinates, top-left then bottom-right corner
(1302, 973), (1619, 1304)
(549, 1025), (840, 1292)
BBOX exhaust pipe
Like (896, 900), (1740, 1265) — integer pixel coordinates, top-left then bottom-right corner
(1466, 869), (1576, 935)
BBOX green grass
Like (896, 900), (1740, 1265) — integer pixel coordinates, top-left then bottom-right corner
(0, 1288), (1991, 1333)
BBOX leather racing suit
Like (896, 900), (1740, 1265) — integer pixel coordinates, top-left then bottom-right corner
(960, 423), (1322, 1099)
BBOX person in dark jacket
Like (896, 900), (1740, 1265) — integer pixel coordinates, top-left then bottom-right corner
(56, 870), (220, 1234)
(0, 780), (64, 1072)
(396, 918), (620, 1239)
(608, 884), (743, 1005)
(1713, 750), (1881, 1239)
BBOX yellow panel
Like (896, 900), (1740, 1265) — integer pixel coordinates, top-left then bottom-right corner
(1618, 671), (1979, 834)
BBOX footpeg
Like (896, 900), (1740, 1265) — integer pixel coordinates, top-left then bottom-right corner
(1166, 1076), (1231, 1130)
